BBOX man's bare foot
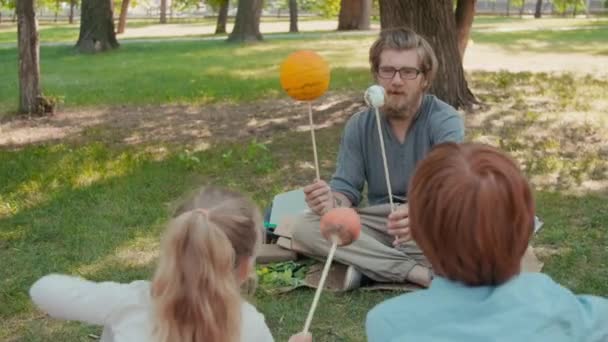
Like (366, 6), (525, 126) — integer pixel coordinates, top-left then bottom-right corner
(407, 265), (432, 288)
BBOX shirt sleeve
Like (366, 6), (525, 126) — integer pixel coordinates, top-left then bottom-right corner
(576, 295), (608, 342)
(329, 114), (366, 206)
(30, 273), (138, 327)
(430, 111), (465, 145)
(241, 302), (274, 342)
(365, 306), (394, 342)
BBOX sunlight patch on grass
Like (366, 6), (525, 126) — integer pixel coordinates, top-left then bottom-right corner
(75, 234), (160, 277)
(468, 71), (608, 193)
(0, 144), (154, 219)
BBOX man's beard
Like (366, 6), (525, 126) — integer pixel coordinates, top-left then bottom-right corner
(383, 104), (411, 120)
(382, 90), (423, 120)
(383, 95), (412, 120)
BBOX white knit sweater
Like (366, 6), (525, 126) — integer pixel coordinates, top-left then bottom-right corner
(30, 274), (274, 342)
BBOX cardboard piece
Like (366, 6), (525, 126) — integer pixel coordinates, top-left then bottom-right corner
(257, 244), (298, 264)
(521, 245), (544, 273)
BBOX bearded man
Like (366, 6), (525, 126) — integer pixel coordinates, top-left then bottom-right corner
(291, 27), (465, 290)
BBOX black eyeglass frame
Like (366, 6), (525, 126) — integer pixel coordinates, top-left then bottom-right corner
(377, 66), (423, 80)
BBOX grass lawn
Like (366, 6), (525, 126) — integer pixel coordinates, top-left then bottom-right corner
(0, 34), (377, 115)
(0, 16), (334, 44)
(1, 18), (607, 342)
(471, 25), (608, 55)
(1, 20), (608, 115)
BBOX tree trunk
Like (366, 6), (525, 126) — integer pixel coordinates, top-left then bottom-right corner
(586, 0), (591, 17)
(215, 0), (229, 34)
(379, 0), (477, 110)
(289, 0), (298, 33)
(534, 0), (542, 18)
(227, 0), (263, 42)
(17, 0), (45, 114)
(359, 0), (371, 29)
(506, 0), (511, 15)
(455, 0), (476, 61)
(117, 0), (130, 34)
(69, 0), (76, 24)
(338, 0), (358, 30)
(75, 0), (119, 53)
(160, 0), (167, 23)
(573, 1), (578, 17)
(54, 0), (59, 22)
(338, 0), (371, 30)
(519, 0), (526, 17)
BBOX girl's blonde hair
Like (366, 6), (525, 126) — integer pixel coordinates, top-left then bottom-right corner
(151, 186), (262, 342)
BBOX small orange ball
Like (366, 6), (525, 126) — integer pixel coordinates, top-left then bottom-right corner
(320, 207), (361, 246)
(280, 50), (330, 101)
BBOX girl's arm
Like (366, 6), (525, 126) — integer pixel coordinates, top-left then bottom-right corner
(30, 273), (140, 326)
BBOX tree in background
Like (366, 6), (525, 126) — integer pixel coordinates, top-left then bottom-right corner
(338, 0), (371, 30)
(516, 0), (526, 17)
(455, 0), (476, 60)
(380, 0), (477, 109)
(300, 0), (340, 17)
(17, 0), (52, 114)
(68, 0), (76, 23)
(227, 0), (263, 42)
(0, 0), (17, 23)
(207, 0), (230, 34)
(552, 0), (586, 15)
(160, 0), (167, 23)
(534, 0), (543, 18)
(289, 0), (298, 32)
(76, 0), (119, 53)
(117, 0), (131, 33)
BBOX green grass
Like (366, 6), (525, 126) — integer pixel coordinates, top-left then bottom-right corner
(2, 69), (608, 340)
(0, 34), (376, 115)
(471, 24), (608, 55)
(0, 20), (182, 43)
(2, 17), (607, 115)
(0, 16), (333, 44)
(0, 25), (78, 44)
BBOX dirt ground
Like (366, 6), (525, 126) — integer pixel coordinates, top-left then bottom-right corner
(0, 92), (365, 149)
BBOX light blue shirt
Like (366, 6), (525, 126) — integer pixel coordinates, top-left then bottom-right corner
(366, 273), (608, 342)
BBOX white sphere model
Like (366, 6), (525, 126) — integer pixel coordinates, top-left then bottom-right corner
(364, 85), (385, 108)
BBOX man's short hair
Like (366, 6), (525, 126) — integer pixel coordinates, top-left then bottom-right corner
(408, 143), (535, 286)
(369, 27), (438, 91)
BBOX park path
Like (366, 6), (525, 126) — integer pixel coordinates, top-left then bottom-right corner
(463, 43), (608, 76)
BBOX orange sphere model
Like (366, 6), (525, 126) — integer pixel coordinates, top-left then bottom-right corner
(280, 50), (330, 101)
(320, 207), (361, 246)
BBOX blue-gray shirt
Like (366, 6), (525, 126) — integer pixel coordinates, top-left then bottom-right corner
(366, 273), (608, 342)
(330, 94), (464, 206)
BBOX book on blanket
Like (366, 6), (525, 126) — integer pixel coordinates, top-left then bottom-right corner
(266, 188), (309, 230)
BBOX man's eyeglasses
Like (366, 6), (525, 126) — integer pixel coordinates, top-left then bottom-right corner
(377, 67), (422, 80)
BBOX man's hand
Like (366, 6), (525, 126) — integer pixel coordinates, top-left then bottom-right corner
(303, 180), (334, 215)
(387, 204), (412, 246)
